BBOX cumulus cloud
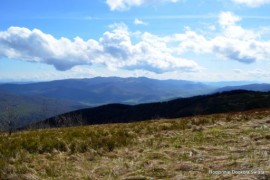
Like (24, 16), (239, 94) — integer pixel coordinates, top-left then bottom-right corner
(232, 0), (270, 7)
(171, 11), (270, 64)
(0, 27), (102, 71)
(1, 11), (270, 74)
(105, 0), (179, 11)
(0, 24), (199, 73)
(134, 18), (148, 25)
(210, 11), (268, 63)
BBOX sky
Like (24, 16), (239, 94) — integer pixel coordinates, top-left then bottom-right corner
(1, 0), (270, 82)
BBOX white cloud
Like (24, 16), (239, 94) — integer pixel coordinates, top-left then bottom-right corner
(0, 24), (199, 73)
(105, 0), (179, 11)
(171, 11), (270, 64)
(218, 11), (241, 27)
(232, 0), (270, 7)
(1, 11), (270, 77)
(210, 12), (269, 63)
(0, 27), (102, 71)
(134, 18), (148, 25)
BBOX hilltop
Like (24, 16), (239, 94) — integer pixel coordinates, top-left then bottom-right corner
(1, 109), (270, 179)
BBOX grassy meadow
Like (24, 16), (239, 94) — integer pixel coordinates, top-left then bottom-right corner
(1, 109), (270, 179)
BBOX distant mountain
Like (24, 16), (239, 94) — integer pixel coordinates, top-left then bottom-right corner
(204, 81), (258, 87)
(25, 90), (270, 129)
(217, 83), (270, 93)
(0, 91), (86, 131)
(0, 77), (215, 106)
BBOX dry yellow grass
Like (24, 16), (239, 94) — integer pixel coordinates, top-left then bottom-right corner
(1, 109), (270, 179)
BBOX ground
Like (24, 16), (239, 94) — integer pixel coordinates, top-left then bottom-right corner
(1, 109), (270, 179)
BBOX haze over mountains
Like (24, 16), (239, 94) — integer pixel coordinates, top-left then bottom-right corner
(1, 76), (270, 130)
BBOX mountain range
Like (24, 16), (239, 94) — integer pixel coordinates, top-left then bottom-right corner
(1, 77), (270, 130)
(0, 77), (215, 106)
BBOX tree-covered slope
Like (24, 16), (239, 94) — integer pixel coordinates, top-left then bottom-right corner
(0, 91), (86, 131)
(28, 90), (270, 129)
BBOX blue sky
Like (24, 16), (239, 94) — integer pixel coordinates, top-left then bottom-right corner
(1, 0), (270, 82)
